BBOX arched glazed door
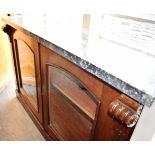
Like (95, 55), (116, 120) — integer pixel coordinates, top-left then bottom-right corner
(13, 31), (42, 123)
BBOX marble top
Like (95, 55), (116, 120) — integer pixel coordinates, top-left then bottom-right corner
(2, 14), (155, 107)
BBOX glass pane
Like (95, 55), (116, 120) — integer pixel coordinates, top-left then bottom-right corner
(48, 66), (98, 140)
(17, 40), (38, 110)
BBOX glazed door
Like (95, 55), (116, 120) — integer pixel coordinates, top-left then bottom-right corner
(13, 31), (42, 123)
(41, 45), (101, 140)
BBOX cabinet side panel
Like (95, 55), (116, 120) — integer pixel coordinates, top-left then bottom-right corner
(94, 84), (134, 141)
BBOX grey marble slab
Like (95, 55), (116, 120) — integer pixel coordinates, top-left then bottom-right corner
(2, 14), (155, 107)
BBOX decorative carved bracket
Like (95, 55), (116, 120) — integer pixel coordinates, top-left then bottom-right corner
(2, 24), (16, 40)
(109, 94), (143, 128)
(1, 24), (16, 44)
(2, 24), (11, 34)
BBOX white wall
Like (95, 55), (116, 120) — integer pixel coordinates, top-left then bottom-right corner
(130, 102), (155, 141)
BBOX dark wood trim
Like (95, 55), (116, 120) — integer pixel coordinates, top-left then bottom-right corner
(2, 24), (13, 35)
(13, 31), (43, 124)
(13, 39), (23, 88)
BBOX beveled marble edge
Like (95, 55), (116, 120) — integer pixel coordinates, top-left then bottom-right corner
(2, 17), (155, 107)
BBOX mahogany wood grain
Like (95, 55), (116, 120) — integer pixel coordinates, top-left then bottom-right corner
(94, 83), (135, 141)
(40, 45), (103, 100)
(13, 31), (43, 123)
(40, 45), (101, 140)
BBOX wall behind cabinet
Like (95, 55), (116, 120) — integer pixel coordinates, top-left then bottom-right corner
(0, 15), (14, 92)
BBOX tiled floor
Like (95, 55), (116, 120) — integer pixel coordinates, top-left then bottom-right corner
(0, 81), (44, 141)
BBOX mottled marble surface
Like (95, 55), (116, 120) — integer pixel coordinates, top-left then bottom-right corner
(2, 14), (155, 107)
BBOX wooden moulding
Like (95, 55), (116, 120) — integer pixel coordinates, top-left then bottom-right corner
(108, 94), (143, 128)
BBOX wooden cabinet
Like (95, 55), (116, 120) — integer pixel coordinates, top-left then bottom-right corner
(4, 26), (142, 141)
(39, 45), (140, 141)
(40, 45), (102, 140)
(12, 31), (43, 123)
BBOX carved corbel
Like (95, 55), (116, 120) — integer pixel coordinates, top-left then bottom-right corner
(109, 94), (143, 127)
(2, 24), (16, 41)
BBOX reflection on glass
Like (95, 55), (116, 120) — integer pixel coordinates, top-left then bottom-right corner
(17, 40), (38, 110)
(48, 66), (97, 140)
